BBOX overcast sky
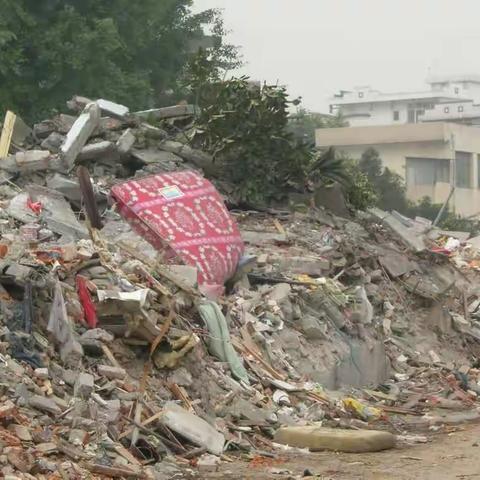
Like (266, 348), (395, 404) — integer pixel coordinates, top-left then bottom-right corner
(193, 0), (480, 112)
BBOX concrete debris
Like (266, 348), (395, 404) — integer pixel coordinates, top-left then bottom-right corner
(77, 140), (115, 161)
(161, 403), (225, 455)
(1, 94), (480, 478)
(135, 104), (196, 120)
(116, 128), (136, 156)
(60, 102), (101, 169)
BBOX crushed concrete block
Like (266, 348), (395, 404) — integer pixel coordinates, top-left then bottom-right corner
(29, 395), (62, 415)
(60, 102), (101, 169)
(62, 369), (79, 386)
(15, 150), (51, 172)
(0, 400), (16, 418)
(197, 454), (220, 472)
(300, 314), (327, 339)
(74, 373), (94, 399)
(135, 105), (196, 120)
(116, 128), (136, 156)
(41, 132), (65, 153)
(274, 426), (396, 453)
(77, 141), (115, 161)
(369, 207), (426, 253)
(161, 403), (225, 455)
(34, 368), (49, 380)
(378, 250), (417, 278)
(9, 424), (32, 442)
(68, 429), (88, 446)
(80, 328), (114, 343)
(165, 265), (198, 288)
(131, 149), (183, 166)
(28, 185), (89, 239)
(97, 365), (126, 380)
(167, 367), (193, 387)
(281, 256), (330, 276)
(97, 99), (130, 118)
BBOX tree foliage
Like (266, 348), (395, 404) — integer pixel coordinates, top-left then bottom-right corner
(190, 77), (314, 205)
(288, 107), (346, 143)
(358, 147), (409, 212)
(0, 0), (239, 121)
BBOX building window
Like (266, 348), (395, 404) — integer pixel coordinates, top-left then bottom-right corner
(456, 151), (472, 188)
(444, 106), (450, 113)
(406, 158), (450, 186)
(455, 87), (460, 94)
(408, 110), (415, 123)
(393, 110), (400, 121)
(358, 92), (364, 98)
(458, 105), (464, 112)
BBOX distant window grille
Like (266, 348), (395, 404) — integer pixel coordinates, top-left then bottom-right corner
(458, 105), (464, 112)
(406, 158), (450, 186)
(393, 110), (400, 121)
(408, 110), (415, 123)
(444, 106), (450, 113)
(456, 151), (472, 188)
(455, 87), (460, 94)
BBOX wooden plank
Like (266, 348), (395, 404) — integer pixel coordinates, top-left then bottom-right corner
(0, 111), (16, 158)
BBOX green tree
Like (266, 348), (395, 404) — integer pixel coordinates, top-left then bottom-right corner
(357, 147), (408, 212)
(0, 0), (239, 121)
(288, 107), (346, 144)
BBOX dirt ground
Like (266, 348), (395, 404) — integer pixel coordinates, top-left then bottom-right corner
(206, 424), (480, 480)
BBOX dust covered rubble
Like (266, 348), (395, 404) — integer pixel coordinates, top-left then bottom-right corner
(1, 97), (480, 478)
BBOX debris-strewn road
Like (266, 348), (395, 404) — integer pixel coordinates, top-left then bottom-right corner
(212, 425), (480, 479)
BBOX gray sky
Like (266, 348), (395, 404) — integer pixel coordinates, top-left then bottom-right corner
(193, 0), (480, 112)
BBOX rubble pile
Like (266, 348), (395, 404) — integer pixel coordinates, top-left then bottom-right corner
(1, 97), (480, 478)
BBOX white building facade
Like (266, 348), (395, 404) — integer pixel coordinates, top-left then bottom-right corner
(331, 75), (480, 127)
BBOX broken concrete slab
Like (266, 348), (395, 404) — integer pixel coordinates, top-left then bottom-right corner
(15, 150), (52, 172)
(274, 426), (395, 453)
(378, 247), (418, 278)
(116, 129), (135, 156)
(131, 149), (183, 166)
(74, 373), (94, 399)
(97, 365), (126, 380)
(97, 99), (130, 118)
(68, 97), (129, 118)
(77, 141), (115, 162)
(135, 105), (196, 120)
(60, 103), (101, 169)
(161, 403), (225, 455)
(281, 256), (330, 276)
(29, 395), (62, 416)
(41, 132), (65, 153)
(158, 140), (215, 175)
(369, 207), (426, 253)
(165, 265), (198, 288)
(242, 231), (287, 245)
(27, 185), (89, 239)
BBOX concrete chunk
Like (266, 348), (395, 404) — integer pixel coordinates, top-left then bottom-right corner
(74, 372), (94, 399)
(97, 99), (130, 118)
(116, 128), (136, 156)
(281, 256), (330, 276)
(161, 403), (225, 455)
(135, 105), (196, 120)
(369, 207), (426, 252)
(41, 132), (65, 153)
(77, 141), (114, 161)
(29, 395), (62, 415)
(60, 103), (101, 169)
(97, 365), (126, 380)
(274, 426), (395, 453)
(15, 150), (52, 172)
